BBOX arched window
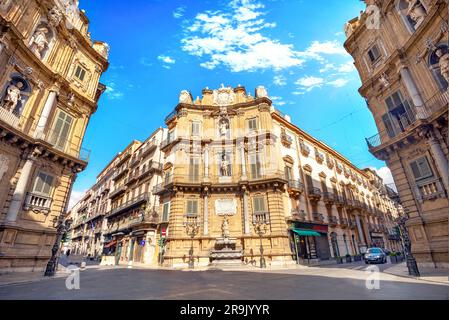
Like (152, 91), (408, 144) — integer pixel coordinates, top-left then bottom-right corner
(28, 21), (55, 61)
(0, 74), (32, 117)
(396, 0), (428, 33)
(429, 45), (449, 91)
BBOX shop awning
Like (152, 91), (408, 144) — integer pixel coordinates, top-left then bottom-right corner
(291, 229), (322, 237)
(104, 240), (117, 248)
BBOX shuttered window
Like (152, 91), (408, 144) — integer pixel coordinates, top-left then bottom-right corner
(189, 157), (200, 181)
(50, 110), (73, 151)
(248, 118), (257, 132)
(33, 172), (54, 195)
(253, 196), (266, 213)
(186, 200), (198, 216)
(191, 121), (200, 136)
(410, 157), (433, 181)
(305, 174), (314, 190)
(249, 153), (262, 179)
(74, 65), (87, 81)
(285, 166), (293, 181)
(368, 45), (381, 63)
(162, 202), (170, 222)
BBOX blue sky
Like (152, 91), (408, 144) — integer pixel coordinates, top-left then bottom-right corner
(70, 0), (391, 207)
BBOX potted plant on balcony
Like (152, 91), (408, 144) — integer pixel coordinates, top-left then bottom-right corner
(345, 254), (352, 263)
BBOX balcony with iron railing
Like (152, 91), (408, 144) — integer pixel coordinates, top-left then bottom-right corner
(108, 184), (127, 199)
(34, 127), (91, 162)
(0, 108), (27, 130)
(139, 140), (158, 158)
(366, 91), (449, 151)
(112, 166), (129, 181)
(308, 187), (322, 201)
(290, 208), (307, 221)
(335, 195), (346, 207)
(339, 217), (348, 228)
(287, 180), (305, 193)
(107, 192), (150, 218)
(328, 215), (338, 227)
(23, 192), (52, 213)
(322, 192), (335, 205)
(312, 212), (325, 223)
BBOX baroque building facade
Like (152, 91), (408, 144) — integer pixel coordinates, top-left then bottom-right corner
(0, 0), (108, 272)
(153, 85), (402, 268)
(344, 0), (449, 267)
(68, 128), (166, 267)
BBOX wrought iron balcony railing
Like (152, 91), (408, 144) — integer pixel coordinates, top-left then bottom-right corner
(107, 192), (150, 218)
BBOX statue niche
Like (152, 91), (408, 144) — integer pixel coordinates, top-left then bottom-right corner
(0, 75), (32, 116)
(29, 22), (54, 60)
(398, 0), (427, 31)
(218, 117), (230, 139)
(429, 45), (449, 91)
(220, 152), (232, 177)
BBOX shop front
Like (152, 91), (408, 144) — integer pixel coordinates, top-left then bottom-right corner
(370, 232), (385, 249)
(289, 222), (331, 263)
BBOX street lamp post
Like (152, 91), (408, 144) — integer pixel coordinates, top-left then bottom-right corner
(184, 217), (200, 269)
(44, 216), (72, 277)
(252, 218), (269, 269)
(396, 213), (420, 277)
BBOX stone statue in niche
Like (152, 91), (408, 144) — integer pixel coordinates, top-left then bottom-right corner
(0, 154), (9, 182)
(406, 0), (427, 27)
(29, 26), (49, 59)
(219, 118), (229, 138)
(221, 216), (230, 239)
(2, 82), (23, 112)
(179, 90), (192, 104)
(220, 152), (231, 177)
(379, 73), (390, 88)
(435, 48), (449, 84)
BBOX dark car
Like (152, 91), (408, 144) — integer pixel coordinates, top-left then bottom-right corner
(364, 247), (387, 264)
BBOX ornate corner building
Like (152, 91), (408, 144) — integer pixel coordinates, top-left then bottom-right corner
(0, 0), (108, 272)
(68, 128), (166, 267)
(153, 85), (403, 268)
(344, 0), (448, 267)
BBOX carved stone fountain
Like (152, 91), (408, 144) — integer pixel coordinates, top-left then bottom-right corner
(209, 216), (243, 267)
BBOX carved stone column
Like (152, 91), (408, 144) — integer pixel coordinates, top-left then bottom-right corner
(204, 145), (209, 178)
(203, 187), (209, 236)
(399, 67), (427, 119)
(34, 88), (59, 138)
(240, 142), (247, 179)
(5, 149), (40, 223)
(426, 131), (449, 191)
(242, 186), (250, 234)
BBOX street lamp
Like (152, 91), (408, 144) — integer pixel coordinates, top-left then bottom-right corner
(44, 216), (73, 277)
(396, 213), (420, 277)
(184, 217), (200, 269)
(252, 217), (269, 269)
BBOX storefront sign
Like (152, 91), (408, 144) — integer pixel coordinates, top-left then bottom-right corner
(215, 199), (237, 216)
(293, 222), (328, 234)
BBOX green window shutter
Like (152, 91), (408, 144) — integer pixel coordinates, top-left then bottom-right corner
(382, 113), (396, 138)
(410, 157), (433, 180)
(163, 202), (170, 221)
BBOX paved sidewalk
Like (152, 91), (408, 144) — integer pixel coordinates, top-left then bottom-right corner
(0, 270), (67, 287)
(384, 262), (449, 285)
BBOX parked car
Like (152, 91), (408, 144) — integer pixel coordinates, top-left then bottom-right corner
(364, 247), (387, 264)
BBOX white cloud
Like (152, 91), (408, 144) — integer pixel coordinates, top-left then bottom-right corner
(295, 76), (324, 92)
(327, 78), (349, 88)
(140, 57), (153, 67)
(305, 40), (349, 57)
(105, 82), (124, 100)
(337, 61), (355, 73)
(158, 55), (176, 64)
(180, 0), (304, 72)
(273, 75), (287, 86)
(68, 189), (86, 211)
(270, 95), (286, 106)
(173, 6), (186, 19)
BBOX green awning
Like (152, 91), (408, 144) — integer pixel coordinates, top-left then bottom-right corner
(291, 229), (322, 237)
